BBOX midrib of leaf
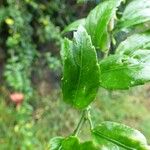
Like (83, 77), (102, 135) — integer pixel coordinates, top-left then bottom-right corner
(58, 146), (62, 150)
(95, 3), (108, 44)
(117, 40), (150, 55)
(101, 63), (150, 74)
(74, 44), (83, 102)
(93, 131), (136, 150)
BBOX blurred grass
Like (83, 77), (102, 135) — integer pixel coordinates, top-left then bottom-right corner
(0, 85), (150, 149)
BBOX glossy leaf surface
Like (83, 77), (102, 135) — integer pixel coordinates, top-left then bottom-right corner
(80, 141), (98, 150)
(116, 32), (150, 55)
(61, 26), (100, 109)
(92, 121), (149, 150)
(93, 137), (122, 150)
(62, 137), (79, 150)
(85, 0), (122, 51)
(62, 136), (98, 150)
(118, 0), (150, 29)
(100, 50), (150, 89)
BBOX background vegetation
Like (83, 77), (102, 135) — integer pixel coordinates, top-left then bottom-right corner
(0, 0), (150, 149)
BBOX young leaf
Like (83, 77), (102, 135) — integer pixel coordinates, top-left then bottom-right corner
(118, 0), (150, 29)
(92, 121), (150, 150)
(62, 19), (86, 34)
(85, 0), (122, 51)
(49, 137), (64, 150)
(116, 32), (150, 55)
(100, 50), (150, 90)
(61, 26), (100, 109)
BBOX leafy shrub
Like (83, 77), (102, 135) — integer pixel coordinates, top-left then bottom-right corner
(50, 0), (150, 149)
(0, 0), (64, 98)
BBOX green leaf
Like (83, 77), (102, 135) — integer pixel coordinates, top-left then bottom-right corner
(85, 0), (122, 51)
(49, 137), (64, 150)
(118, 0), (150, 29)
(129, 21), (150, 34)
(93, 137), (122, 150)
(63, 0), (122, 51)
(62, 136), (98, 150)
(99, 31), (111, 53)
(80, 141), (98, 150)
(92, 121), (150, 150)
(116, 32), (150, 55)
(62, 19), (86, 34)
(100, 50), (150, 90)
(62, 137), (80, 150)
(61, 26), (100, 109)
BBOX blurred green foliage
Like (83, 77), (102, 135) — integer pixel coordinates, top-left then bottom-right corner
(1, 87), (150, 149)
(0, 0), (68, 98)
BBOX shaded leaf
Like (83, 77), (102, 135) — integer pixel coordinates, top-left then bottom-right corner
(92, 121), (149, 150)
(61, 26), (100, 109)
(100, 50), (150, 89)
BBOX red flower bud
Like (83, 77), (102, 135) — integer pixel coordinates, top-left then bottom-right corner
(10, 92), (24, 105)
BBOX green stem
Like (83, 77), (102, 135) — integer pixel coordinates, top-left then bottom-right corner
(73, 106), (93, 136)
(103, 51), (109, 58)
(73, 110), (87, 136)
(86, 106), (94, 130)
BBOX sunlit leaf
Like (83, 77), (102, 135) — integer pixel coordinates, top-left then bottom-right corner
(93, 137), (121, 150)
(118, 0), (150, 29)
(92, 121), (149, 150)
(116, 32), (150, 54)
(62, 136), (98, 150)
(62, 137), (80, 150)
(100, 50), (150, 89)
(80, 141), (98, 150)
